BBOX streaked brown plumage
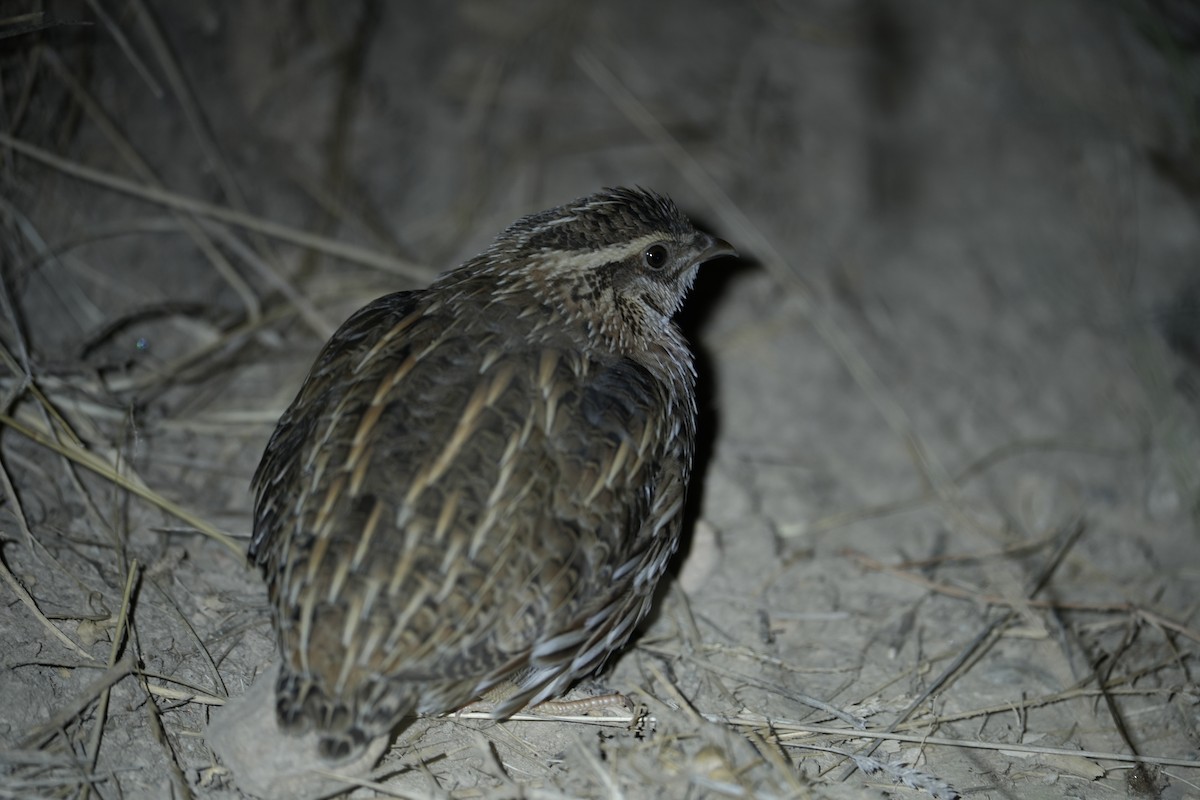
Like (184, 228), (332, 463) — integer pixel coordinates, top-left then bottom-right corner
(249, 187), (734, 760)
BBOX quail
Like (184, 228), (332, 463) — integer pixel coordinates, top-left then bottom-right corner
(249, 187), (735, 761)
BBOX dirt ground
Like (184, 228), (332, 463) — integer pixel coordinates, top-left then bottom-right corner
(2, 1), (1199, 798)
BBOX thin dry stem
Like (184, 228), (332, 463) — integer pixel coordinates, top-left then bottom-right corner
(0, 131), (432, 280)
(0, 410), (241, 555)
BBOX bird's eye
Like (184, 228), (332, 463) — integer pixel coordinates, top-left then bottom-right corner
(643, 244), (669, 270)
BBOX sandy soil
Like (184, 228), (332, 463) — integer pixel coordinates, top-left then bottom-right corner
(1, 1), (1198, 798)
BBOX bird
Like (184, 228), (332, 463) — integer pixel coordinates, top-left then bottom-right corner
(248, 187), (735, 761)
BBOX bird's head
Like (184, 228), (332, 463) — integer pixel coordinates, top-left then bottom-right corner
(465, 187), (735, 353)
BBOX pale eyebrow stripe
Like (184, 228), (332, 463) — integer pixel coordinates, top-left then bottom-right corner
(529, 234), (662, 274)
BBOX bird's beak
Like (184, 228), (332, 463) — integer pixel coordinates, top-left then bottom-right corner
(697, 233), (737, 263)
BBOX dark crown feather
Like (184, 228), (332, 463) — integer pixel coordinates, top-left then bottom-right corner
(499, 187), (693, 254)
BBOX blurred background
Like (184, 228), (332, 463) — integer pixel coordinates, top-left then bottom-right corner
(2, 2), (1199, 798)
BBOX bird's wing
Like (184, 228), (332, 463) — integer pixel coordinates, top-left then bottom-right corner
(252, 294), (688, 717)
(485, 355), (693, 715)
(249, 290), (425, 568)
